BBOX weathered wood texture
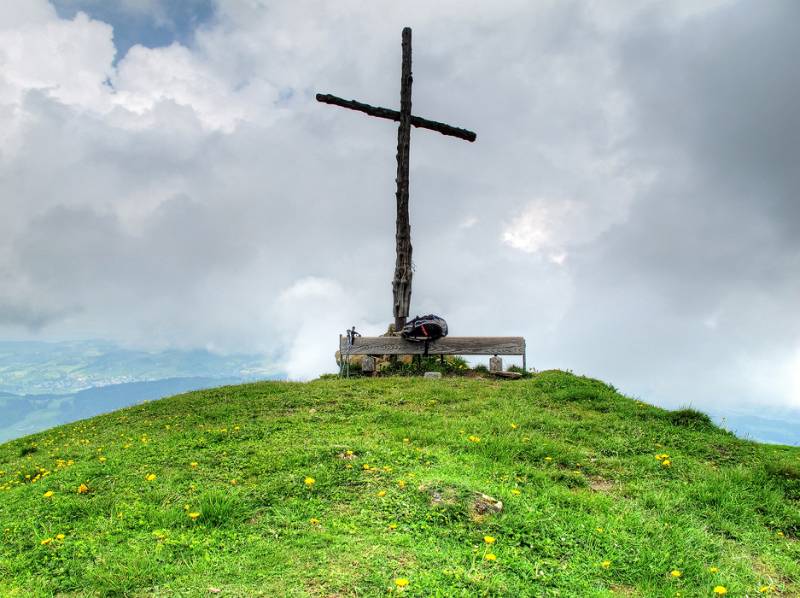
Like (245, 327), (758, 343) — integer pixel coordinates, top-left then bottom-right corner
(339, 336), (525, 356)
(393, 27), (413, 332)
(317, 27), (477, 327)
(315, 94), (477, 142)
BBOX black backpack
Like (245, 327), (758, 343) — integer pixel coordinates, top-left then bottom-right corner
(401, 314), (448, 342)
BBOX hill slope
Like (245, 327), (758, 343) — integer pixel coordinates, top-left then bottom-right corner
(0, 371), (798, 597)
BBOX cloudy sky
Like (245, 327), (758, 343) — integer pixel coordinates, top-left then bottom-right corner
(1, 0), (798, 412)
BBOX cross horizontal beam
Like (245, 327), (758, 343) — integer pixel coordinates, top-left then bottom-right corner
(316, 93), (476, 142)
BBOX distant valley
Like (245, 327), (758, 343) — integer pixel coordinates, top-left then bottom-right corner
(0, 377), (252, 442)
(0, 340), (274, 396)
(0, 340), (280, 442)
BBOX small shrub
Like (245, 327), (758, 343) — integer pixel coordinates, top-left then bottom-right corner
(669, 408), (714, 430)
(507, 365), (532, 378)
(449, 356), (470, 370)
(379, 355), (470, 377)
(19, 445), (38, 457)
(195, 488), (249, 527)
(473, 364), (489, 374)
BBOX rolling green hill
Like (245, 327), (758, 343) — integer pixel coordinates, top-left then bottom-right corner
(0, 371), (798, 597)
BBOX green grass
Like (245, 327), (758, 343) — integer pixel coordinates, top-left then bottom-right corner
(0, 370), (798, 597)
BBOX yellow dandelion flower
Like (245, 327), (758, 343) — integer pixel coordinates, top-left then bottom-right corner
(708, 566), (719, 573)
(484, 552), (497, 561)
(713, 587), (727, 595)
(345, 450), (354, 456)
(230, 479), (237, 485)
(309, 518), (320, 525)
(596, 527), (604, 533)
(40, 537), (53, 545)
(388, 523), (398, 530)
(377, 490), (386, 497)
(544, 456), (553, 461)
(190, 462), (198, 468)
(56, 533), (65, 540)
(468, 435), (481, 443)
(511, 423), (519, 430)
(394, 578), (409, 588)
(77, 483), (88, 494)
(304, 477), (315, 486)
(759, 586), (771, 593)
(397, 480), (406, 489)
(188, 512), (200, 520)
(146, 473), (157, 481)
(776, 531), (784, 537)
(403, 438), (410, 443)
(661, 459), (671, 467)
(601, 560), (611, 569)
(362, 464), (371, 470)
(484, 535), (496, 544)
(511, 488), (521, 496)
(671, 570), (682, 578)
(43, 490), (54, 498)
(98, 456), (106, 463)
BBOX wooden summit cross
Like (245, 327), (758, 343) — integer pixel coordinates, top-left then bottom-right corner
(317, 26), (475, 331)
(319, 27), (526, 369)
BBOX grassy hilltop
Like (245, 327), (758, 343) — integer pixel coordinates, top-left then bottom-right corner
(0, 371), (798, 597)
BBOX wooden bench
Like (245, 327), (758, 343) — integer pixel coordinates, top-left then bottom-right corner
(339, 336), (526, 371)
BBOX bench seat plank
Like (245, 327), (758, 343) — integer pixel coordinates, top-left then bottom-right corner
(340, 336), (525, 356)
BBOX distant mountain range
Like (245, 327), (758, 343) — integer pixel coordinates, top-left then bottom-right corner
(0, 340), (282, 442)
(0, 377), (251, 443)
(707, 408), (800, 447)
(0, 340), (275, 395)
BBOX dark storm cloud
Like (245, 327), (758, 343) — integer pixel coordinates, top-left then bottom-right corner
(552, 0), (800, 407)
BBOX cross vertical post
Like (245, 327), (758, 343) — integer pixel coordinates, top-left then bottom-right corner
(393, 27), (413, 332)
(316, 27), (476, 332)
